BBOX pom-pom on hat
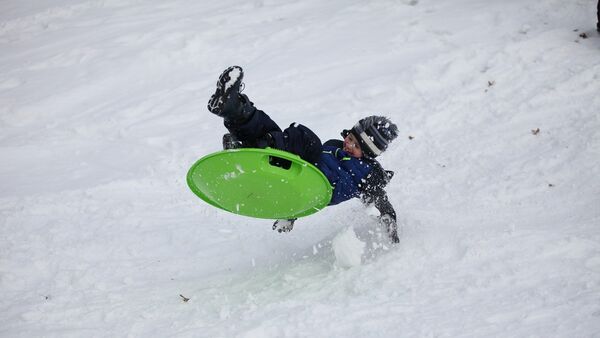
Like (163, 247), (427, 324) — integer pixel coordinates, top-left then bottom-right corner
(343, 116), (398, 158)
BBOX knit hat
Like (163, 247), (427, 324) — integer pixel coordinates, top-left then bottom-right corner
(343, 116), (398, 158)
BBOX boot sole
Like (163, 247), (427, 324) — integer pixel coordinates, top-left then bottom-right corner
(208, 66), (244, 115)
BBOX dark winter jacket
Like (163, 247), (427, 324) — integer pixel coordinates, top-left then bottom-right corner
(318, 139), (397, 221)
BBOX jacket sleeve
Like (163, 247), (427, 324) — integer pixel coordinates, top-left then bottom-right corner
(323, 139), (344, 148)
(360, 165), (397, 221)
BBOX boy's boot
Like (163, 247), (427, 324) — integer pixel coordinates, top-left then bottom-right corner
(222, 133), (243, 150)
(207, 66), (254, 124)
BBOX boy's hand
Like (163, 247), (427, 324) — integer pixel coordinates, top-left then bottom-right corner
(334, 148), (351, 160)
(379, 214), (399, 243)
(272, 219), (296, 233)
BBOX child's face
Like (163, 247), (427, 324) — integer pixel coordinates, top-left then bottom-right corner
(343, 133), (364, 158)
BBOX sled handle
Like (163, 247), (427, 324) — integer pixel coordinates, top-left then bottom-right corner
(268, 155), (292, 170)
(262, 154), (302, 177)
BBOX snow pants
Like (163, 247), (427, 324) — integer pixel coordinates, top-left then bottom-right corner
(224, 104), (323, 165)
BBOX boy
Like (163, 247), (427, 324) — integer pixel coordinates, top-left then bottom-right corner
(207, 66), (400, 243)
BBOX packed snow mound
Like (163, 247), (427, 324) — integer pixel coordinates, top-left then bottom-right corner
(332, 226), (365, 268)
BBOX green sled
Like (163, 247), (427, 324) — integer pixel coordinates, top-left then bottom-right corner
(187, 148), (333, 219)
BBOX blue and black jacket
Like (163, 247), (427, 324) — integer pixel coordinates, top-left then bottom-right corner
(317, 139), (396, 221)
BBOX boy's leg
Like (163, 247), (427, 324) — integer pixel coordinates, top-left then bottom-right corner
(223, 95), (282, 147)
(208, 66), (282, 146)
(207, 66), (322, 163)
(269, 124), (322, 165)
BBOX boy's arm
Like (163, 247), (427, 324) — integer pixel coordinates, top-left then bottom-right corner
(323, 139), (344, 148)
(360, 167), (399, 243)
(361, 177), (397, 221)
(364, 188), (397, 221)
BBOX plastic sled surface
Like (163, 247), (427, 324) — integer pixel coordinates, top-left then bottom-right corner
(187, 148), (332, 219)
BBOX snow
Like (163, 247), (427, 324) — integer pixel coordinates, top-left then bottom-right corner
(1, 0), (600, 337)
(224, 67), (242, 91)
(332, 226), (365, 268)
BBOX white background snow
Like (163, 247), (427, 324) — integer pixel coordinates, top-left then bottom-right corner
(1, 0), (600, 336)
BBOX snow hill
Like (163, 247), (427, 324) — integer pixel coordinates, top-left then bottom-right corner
(1, 0), (599, 337)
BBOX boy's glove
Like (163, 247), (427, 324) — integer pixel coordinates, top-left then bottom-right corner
(379, 214), (399, 243)
(272, 218), (296, 233)
(334, 148), (351, 160)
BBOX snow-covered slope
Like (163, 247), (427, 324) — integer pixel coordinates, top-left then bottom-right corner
(1, 0), (599, 336)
